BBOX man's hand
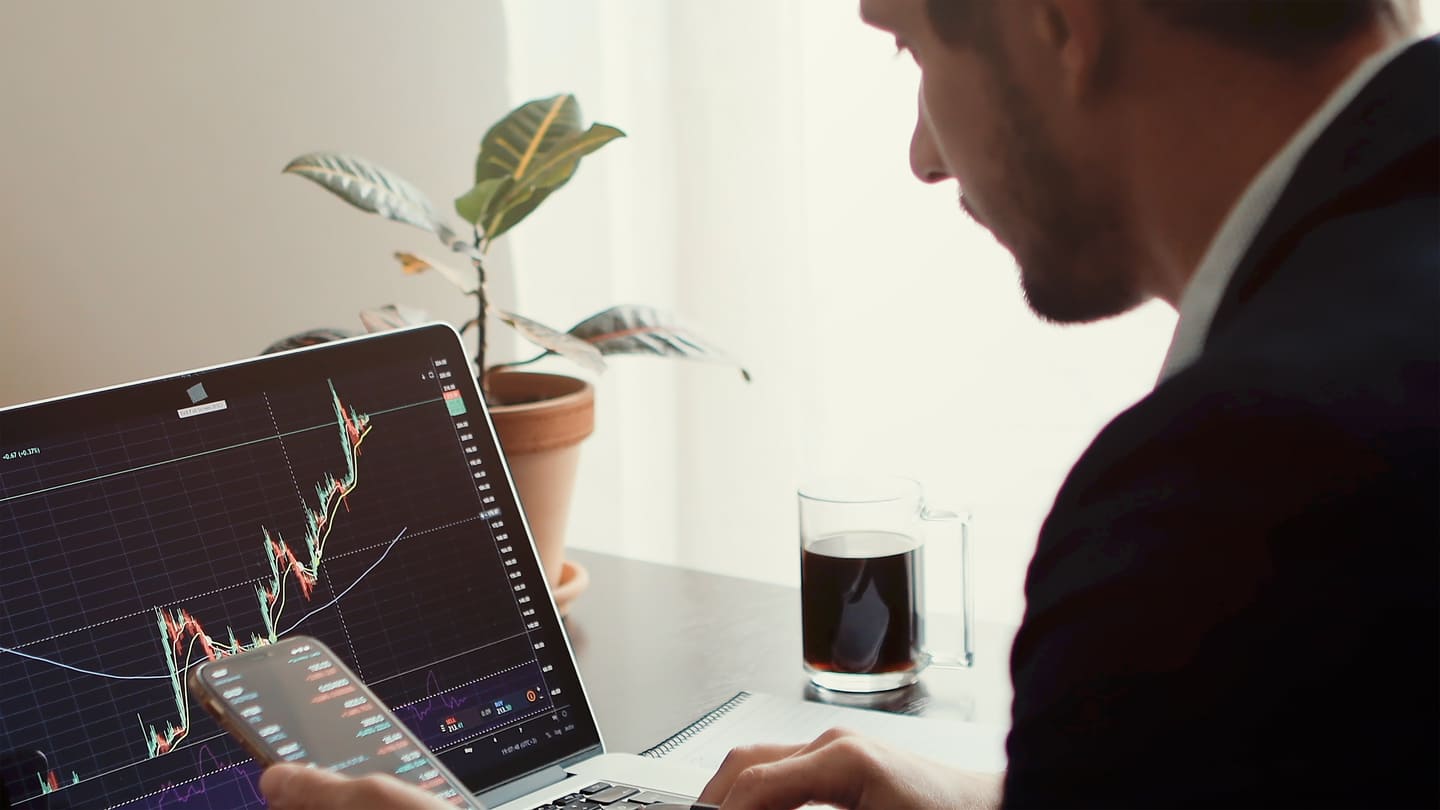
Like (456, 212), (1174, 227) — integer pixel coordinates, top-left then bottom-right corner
(697, 728), (1001, 810)
(259, 763), (462, 810)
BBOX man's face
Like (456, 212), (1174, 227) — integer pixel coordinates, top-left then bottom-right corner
(863, 0), (1144, 324)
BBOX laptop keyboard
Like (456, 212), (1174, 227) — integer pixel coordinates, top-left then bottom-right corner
(530, 780), (695, 809)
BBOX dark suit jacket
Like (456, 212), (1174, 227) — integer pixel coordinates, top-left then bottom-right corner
(1002, 37), (1439, 809)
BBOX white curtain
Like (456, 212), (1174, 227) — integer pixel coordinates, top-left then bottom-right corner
(500, 0), (1178, 626)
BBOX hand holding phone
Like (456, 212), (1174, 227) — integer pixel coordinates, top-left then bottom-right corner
(188, 636), (479, 808)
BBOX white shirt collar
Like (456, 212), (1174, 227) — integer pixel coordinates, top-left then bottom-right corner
(1156, 38), (1417, 383)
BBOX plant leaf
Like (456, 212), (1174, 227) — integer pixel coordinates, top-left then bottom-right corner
(479, 182), (544, 242)
(495, 309), (606, 374)
(568, 305), (750, 381)
(392, 252), (478, 295)
(462, 94), (625, 240)
(358, 304), (430, 333)
(482, 124), (626, 240)
(522, 125), (625, 190)
(475, 94), (583, 183)
(454, 177), (509, 226)
(284, 152), (457, 245)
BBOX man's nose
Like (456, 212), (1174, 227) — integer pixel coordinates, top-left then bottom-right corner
(909, 100), (949, 184)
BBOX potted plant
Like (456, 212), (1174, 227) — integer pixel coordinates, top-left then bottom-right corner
(273, 94), (746, 611)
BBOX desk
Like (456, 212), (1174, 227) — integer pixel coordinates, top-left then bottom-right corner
(561, 549), (1016, 755)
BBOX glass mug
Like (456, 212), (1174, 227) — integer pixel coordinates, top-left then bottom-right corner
(799, 476), (973, 693)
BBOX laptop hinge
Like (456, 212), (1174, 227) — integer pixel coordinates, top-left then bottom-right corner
(475, 765), (569, 808)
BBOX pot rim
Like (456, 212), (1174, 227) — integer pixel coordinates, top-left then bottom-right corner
(483, 370), (596, 452)
(484, 370), (594, 413)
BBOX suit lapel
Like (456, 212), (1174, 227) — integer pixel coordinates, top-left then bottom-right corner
(1207, 36), (1440, 339)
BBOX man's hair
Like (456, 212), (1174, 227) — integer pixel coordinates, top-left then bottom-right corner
(1142, 0), (1409, 59)
(924, 0), (1411, 60)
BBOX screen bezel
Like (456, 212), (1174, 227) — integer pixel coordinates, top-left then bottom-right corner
(0, 322), (606, 801)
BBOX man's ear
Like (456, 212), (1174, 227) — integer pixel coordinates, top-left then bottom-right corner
(1032, 0), (1113, 101)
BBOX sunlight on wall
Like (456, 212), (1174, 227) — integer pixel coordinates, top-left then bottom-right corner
(505, 0), (1436, 627)
(503, 1), (1178, 627)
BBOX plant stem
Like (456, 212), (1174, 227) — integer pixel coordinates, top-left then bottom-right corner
(472, 229), (489, 397)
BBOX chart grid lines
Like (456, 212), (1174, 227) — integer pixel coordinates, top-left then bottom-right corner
(1, 335), (599, 808)
(0, 397), (446, 508)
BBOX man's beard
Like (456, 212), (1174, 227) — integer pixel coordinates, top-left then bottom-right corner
(970, 75), (1144, 324)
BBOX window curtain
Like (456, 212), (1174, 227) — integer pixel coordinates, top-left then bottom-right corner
(501, 0), (1176, 625)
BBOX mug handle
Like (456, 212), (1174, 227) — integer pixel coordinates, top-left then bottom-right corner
(919, 505), (974, 669)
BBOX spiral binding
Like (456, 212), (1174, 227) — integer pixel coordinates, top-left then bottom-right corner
(640, 691), (753, 758)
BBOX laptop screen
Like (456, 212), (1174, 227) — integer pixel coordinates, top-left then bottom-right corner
(0, 323), (602, 808)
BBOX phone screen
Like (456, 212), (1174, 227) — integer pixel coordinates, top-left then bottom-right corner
(193, 637), (477, 808)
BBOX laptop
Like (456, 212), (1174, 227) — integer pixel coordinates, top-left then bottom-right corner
(0, 323), (709, 809)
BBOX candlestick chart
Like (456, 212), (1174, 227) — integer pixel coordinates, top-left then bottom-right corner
(138, 382), (371, 760)
(0, 346), (584, 810)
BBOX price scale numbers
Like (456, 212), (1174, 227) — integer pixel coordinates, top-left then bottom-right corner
(429, 354), (565, 750)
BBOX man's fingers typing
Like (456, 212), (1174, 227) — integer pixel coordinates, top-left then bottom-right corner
(717, 735), (881, 810)
(698, 729), (1000, 810)
(698, 742), (808, 804)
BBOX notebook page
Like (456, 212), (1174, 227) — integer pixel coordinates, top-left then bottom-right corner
(643, 692), (1008, 774)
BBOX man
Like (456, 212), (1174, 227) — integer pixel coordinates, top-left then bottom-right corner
(261, 1), (1438, 808)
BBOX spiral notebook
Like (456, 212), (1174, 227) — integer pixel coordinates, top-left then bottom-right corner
(640, 691), (1008, 774)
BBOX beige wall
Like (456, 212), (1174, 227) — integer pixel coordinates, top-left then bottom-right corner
(0, 2), (514, 407)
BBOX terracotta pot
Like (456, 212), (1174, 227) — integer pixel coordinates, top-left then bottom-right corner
(484, 370), (595, 596)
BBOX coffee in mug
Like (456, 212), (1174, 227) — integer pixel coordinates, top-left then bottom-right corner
(801, 530), (922, 676)
(798, 477), (972, 693)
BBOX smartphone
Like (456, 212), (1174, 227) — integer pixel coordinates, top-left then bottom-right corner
(189, 635), (479, 808)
